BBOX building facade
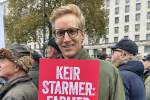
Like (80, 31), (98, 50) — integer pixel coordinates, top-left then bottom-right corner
(1, 0), (150, 57)
(84, 0), (150, 58)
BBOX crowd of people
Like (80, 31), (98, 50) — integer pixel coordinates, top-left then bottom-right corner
(0, 4), (149, 100)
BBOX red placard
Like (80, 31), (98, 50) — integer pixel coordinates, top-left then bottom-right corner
(38, 59), (99, 100)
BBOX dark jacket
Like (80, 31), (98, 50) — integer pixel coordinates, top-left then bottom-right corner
(116, 56), (145, 100)
(0, 74), (38, 100)
(54, 47), (125, 100)
(143, 70), (150, 100)
(28, 64), (39, 89)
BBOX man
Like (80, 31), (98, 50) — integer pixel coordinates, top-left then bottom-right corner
(142, 53), (150, 100)
(0, 44), (38, 100)
(28, 50), (42, 89)
(107, 38), (145, 100)
(50, 4), (125, 100)
(43, 37), (61, 58)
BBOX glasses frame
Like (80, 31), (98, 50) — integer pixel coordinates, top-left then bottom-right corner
(53, 27), (82, 39)
(111, 49), (126, 56)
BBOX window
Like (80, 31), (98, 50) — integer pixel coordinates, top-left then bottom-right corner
(144, 46), (150, 53)
(147, 22), (150, 30)
(146, 34), (150, 40)
(105, 38), (109, 43)
(135, 24), (140, 31)
(135, 35), (139, 41)
(124, 36), (128, 39)
(125, 15), (129, 22)
(34, 44), (36, 49)
(102, 48), (106, 53)
(115, 17), (119, 24)
(147, 12), (150, 19)
(106, 28), (109, 34)
(125, 5), (130, 12)
(94, 49), (97, 56)
(115, 7), (119, 14)
(126, 0), (130, 3)
(124, 25), (129, 32)
(148, 1), (150, 8)
(88, 40), (92, 45)
(136, 3), (141, 10)
(136, 13), (140, 21)
(114, 37), (118, 43)
(107, 19), (109, 25)
(114, 27), (119, 34)
(116, 0), (119, 5)
(106, 0), (110, 7)
(106, 9), (110, 15)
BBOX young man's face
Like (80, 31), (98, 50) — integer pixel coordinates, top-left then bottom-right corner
(54, 14), (85, 59)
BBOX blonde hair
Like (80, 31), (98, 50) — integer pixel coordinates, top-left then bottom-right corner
(50, 4), (85, 32)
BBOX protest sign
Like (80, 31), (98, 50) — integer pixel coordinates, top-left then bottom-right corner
(0, 6), (5, 48)
(38, 59), (99, 100)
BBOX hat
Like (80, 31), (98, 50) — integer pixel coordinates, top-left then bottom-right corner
(33, 50), (42, 63)
(107, 38), (138, 55)
(42, 37), (60, 52)
(142, 53), (150, 61)
(0, 43), (33, 73)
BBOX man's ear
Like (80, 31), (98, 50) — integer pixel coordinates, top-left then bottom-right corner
(52, 48), (55, 54)
(15, 65), (20, 72)
(120, 52), (125, 58)
(81, 30), (85, 43)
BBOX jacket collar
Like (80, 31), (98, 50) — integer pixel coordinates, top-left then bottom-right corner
(0, 74), (31, 99)
(144, 70), (150, 76)
(54, 46), (91, 60)
(114, 55), (141, 67)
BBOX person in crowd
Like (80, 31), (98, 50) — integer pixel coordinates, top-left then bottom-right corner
(105, 55), (111, 62)
(0, 43), (38, 100)
(50, 4), (125, 100)
(142, 53), (150, 100)
(96, 50), (107, 60)
(0, 78), (5, 87)
(43, 37), (61, 58)
(28, 50), (42, 89)
(108, 38), (145, 100)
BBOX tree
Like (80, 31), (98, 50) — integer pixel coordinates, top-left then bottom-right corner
(4, 0), (108, 45)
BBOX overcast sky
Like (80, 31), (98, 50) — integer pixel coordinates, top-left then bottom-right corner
(0, 0), (7, 3)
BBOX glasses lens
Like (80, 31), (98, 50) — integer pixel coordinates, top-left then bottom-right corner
(68, 28), (78, 38)
(55, 30), (65, 38)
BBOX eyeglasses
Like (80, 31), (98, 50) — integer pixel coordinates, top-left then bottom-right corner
(111, 49), (126, 56)
(53, 27), (82, 39)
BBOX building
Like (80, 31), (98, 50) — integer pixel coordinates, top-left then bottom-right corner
(1, 0), (150, 57)
(84, 0), (150, 58)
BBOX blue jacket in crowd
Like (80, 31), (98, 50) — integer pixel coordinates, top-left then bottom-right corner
(118, 60), (145, 100)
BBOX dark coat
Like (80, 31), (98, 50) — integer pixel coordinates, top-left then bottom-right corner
(118, 60), (145, 100)
(28, 64), (39, 89)
(0, 74), (38, 100)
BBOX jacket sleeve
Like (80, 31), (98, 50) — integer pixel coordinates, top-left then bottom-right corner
(112, 69), (126, 100)
(98, 60), (125, 100)
(145, 76), (150, 100)
(121, 75), (130, 100)
(3, 96), (24, 100)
